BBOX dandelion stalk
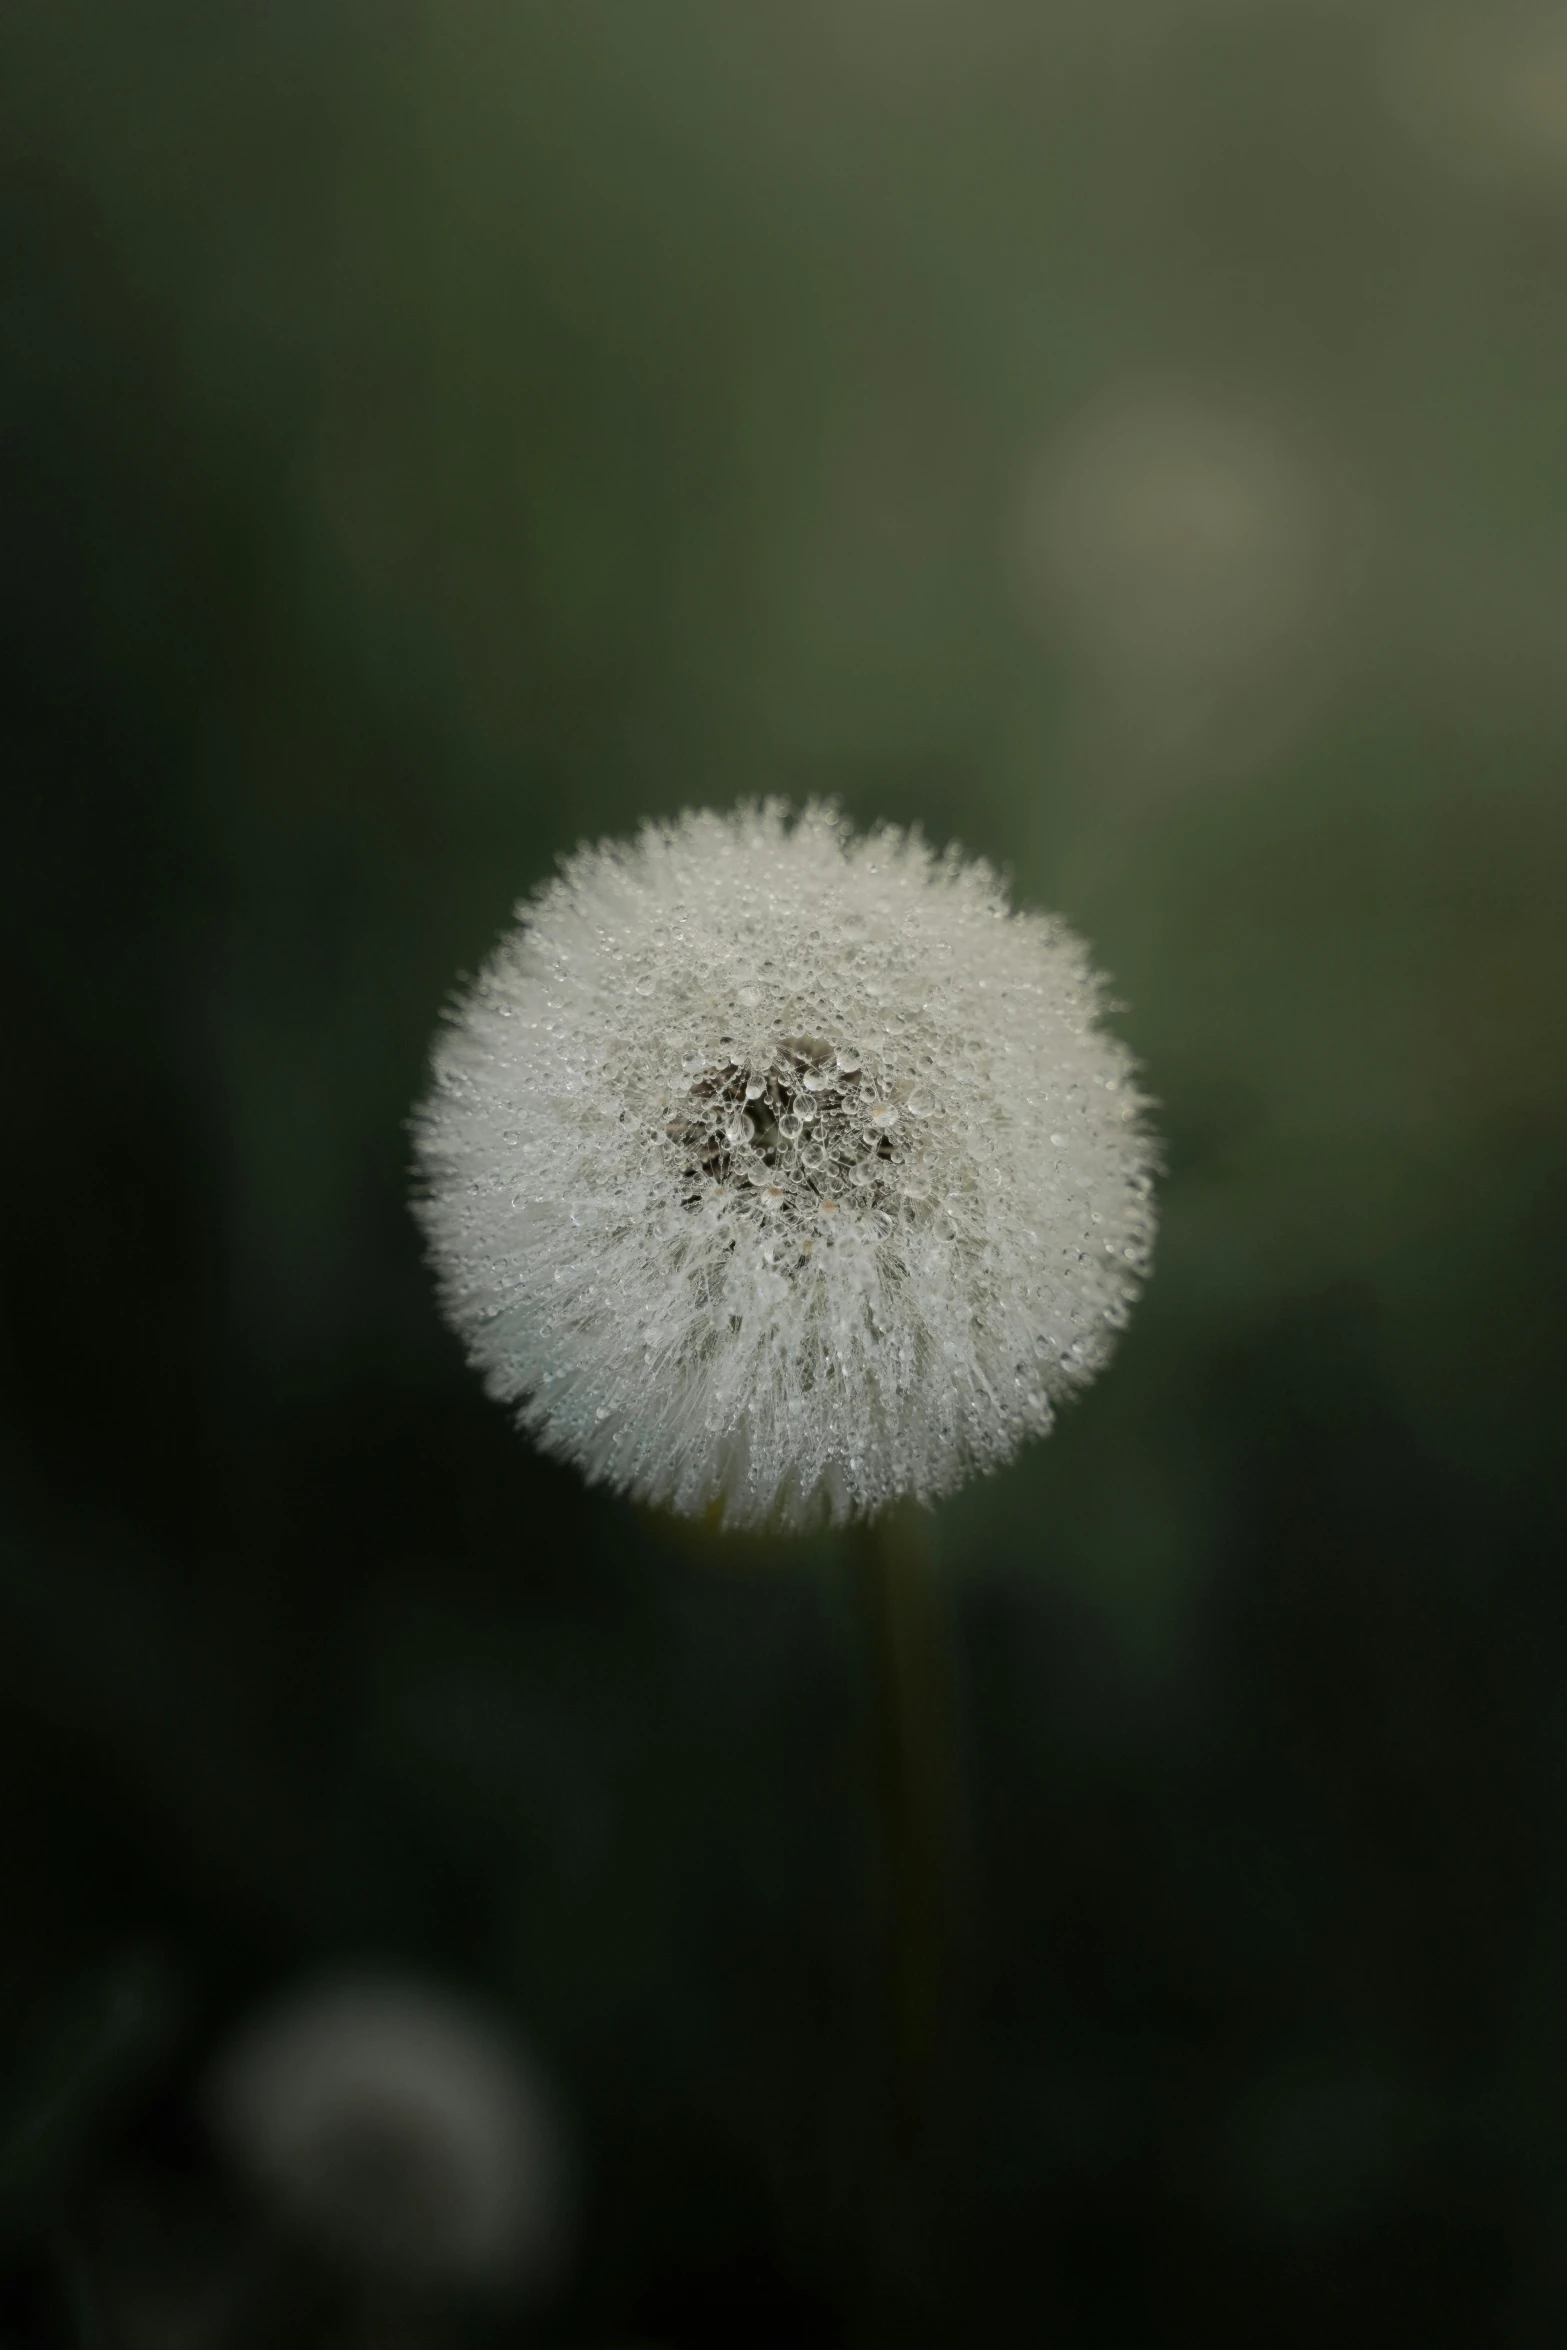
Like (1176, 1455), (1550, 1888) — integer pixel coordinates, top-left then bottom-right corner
(855, 1503), (963, 2348)
(861, 1505), (952, 2134)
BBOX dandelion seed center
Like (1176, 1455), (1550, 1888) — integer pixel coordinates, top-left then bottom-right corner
(663, 1033), (912, 1249)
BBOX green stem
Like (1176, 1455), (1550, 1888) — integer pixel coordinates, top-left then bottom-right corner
(857, 1503), (957, 2338)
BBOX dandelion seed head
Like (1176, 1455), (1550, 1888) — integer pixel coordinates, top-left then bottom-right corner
(207, 1977), (566, 2292)
(414, 803), (1157, 1531)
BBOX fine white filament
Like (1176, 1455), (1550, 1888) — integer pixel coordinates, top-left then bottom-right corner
(414, 805), (1156, 1531)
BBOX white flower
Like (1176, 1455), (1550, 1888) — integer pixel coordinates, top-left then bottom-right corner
(413, 803), (1156, 1532)
(207, 1976), (566, 2291)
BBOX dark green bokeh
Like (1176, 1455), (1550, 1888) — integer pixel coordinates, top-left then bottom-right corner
(2, 3), (1565, 2343)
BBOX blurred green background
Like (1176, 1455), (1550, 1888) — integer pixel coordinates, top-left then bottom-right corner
(2, 2), (1566, 2342)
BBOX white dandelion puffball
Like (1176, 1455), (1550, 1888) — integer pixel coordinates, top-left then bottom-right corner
(208, 1977), (566, 2291)
(414, 803), (1157, 1531)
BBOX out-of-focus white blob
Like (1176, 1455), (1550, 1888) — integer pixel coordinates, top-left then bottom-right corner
(1386, 6), (1567, 193)
(207, 1976), (568, 2295)
(1019, 394), (1337, 718)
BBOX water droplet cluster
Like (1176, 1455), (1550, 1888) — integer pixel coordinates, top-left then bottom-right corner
(664, 1035), (916, 1255)
(413, 803), (1158, 1530)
